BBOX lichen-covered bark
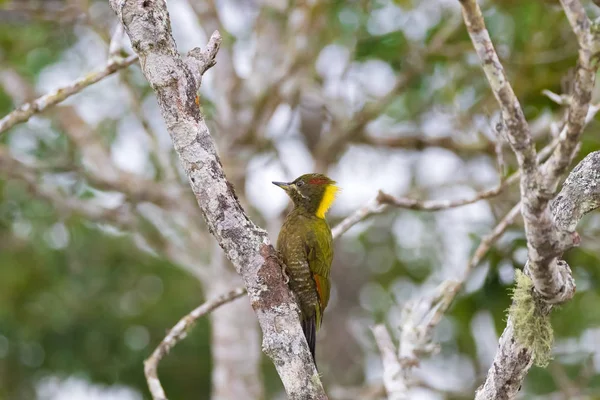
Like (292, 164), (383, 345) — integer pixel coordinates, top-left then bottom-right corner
(109, 1), (326, 398)
(460, 0), (581, 304)
(476, 152), (600, 400)
(460, 0), (600, 398)
(475, 321), (533, 400)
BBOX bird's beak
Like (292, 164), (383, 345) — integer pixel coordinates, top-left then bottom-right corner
(272, 181), (292, 191)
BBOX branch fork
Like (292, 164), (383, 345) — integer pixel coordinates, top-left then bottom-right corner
(185, 31), (222, 89)
(458, 0), (600, 397)
(109, 1), (327, 399)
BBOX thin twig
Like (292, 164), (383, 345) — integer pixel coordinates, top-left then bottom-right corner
(144, 288), (247, 400)
(376, 176), (516, 211)
(0, 55), (138, 134)
(331, 169), (524, 239)
(370, 137), (560, 396)
(333, 137), (558, 239)
(363, 134), (496, 156)
(469, 0), (599, 392)
(331, 197), (388, 239)
(465, 202), (521, 278)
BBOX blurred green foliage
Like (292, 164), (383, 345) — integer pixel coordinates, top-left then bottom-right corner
(0, 216), (212, 399)
(1, 0), (600, 399)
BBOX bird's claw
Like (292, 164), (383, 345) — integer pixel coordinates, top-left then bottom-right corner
(273, 250), (290, 284)
(281, 264), (290, 284)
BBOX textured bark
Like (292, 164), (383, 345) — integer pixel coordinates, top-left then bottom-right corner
(109, 1), (326, 398)
(476, 152), (600, 399)
(475, 321), (533, 400)
(460, 0), (600, 398)
(458, 0), (537, 179)
(543, 0), (597, 188)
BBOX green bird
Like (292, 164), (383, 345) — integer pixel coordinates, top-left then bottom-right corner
(273, 173), (339, 364)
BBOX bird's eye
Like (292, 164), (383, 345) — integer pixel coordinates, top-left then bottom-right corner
(296, 180), (304, 187)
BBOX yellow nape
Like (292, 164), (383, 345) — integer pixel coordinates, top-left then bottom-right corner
(316, 184), (339, 219)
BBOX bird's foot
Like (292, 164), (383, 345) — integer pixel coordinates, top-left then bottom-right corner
(281, 264), (290, 284)
(275, 251), (290, 284)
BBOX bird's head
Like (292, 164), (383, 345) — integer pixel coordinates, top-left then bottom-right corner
(272, 173), (339, 218)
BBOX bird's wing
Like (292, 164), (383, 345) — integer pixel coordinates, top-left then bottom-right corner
(306, 228), (333, 328)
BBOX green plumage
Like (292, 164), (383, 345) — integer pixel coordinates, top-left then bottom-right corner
(273, 173), (337, 365)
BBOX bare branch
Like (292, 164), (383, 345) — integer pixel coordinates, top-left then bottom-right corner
(459, 0), (537, 179)
(0, 55), (138, 134)
(376, 176), (517, 211)
(144, 288), (247, 400)
(331, 165), (522, 239)
(363, 134), (496, 156)
(543, 0), (597, 189)
(372, 201), (520, 399)
(372, 325), (405, 400)
(109, 1), (327, 398)
(330, 178), (515, 239)
(368, 138), (562, 397)
(459, 1), (600, 396)
(476, 151), (600, 399)
(466, 202), (522, 273)
(331, 197), (388, 239)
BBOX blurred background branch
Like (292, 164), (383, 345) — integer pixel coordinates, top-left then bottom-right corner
(1, 0), (600, 399)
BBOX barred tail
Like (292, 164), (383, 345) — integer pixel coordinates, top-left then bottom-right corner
(301, 315), (317, 368)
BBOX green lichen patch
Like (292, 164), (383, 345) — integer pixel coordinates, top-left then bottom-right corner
(508, 270), (553, 367)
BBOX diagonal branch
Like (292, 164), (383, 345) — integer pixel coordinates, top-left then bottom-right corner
(0, 54), (138, 134)
(368, 138), (561, 398)
(373, 201), (521, 400)
(144, 288), (246, 400)
(371, 325), (405, 400)
(458, 0), (537, 180)
(331, 170), (520, 239)
(460, 1), (600, 398)
(109, 1), (326, 398)
(543, 0), (597, 189)
(476, 151), (600, 400)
